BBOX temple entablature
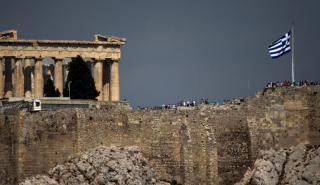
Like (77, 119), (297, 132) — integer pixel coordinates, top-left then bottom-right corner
(0, 30), (126, 60)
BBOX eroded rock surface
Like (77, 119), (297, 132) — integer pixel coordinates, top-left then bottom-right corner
(236, 144), (320, 185)
(20, 146), (169, 185)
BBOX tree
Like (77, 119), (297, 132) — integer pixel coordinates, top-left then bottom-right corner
(63, 56), (99, 99)
(44, 78), (61, 97)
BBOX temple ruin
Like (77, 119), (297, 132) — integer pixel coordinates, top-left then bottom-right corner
(0, 30), (126, 101)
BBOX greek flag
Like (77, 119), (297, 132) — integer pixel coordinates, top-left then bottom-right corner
(268, 31), (291, 59)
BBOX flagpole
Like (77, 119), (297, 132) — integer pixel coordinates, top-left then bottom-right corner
(291, 23), (295, 84)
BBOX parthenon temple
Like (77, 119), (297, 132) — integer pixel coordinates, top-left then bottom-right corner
(0, 30), (126, 101)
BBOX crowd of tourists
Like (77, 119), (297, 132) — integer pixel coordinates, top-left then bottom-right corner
(137, 98), (210, 110)
(266, 80), (320, 88)
(162, 98), (209, 109)
(136, 80), (320, 110)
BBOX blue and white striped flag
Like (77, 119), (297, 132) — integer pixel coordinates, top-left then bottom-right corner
(268, 31), (291, 59)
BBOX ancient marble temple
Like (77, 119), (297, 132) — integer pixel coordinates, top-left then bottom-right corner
(0, 30), (126, 101)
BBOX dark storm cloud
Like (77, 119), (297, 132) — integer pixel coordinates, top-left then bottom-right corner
(1, 0), (320, 106)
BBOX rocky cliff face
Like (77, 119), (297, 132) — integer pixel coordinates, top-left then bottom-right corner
(236, 144), (320, 185)
(20, 146), (169, 185)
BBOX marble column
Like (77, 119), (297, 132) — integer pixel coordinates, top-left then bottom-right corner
(102, 62), (110, 101)
(54, 58), (64, 96)
(0, 58), (4, 99)
(24, 58), (33, 97)
(14, 58), (24, 97)
(63, 63), (69, 85)
(12, 58), (16, 96)
(110, 61), (120, 101)
(31, 70), (35, 97)
(4, 58), (14, 98)
(34, 58), (43, 97)
(94, 60), (103, 100)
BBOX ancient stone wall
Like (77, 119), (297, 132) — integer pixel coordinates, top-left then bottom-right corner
(18, 109), (79, 181)
(247, 86), (320, 159)
(210, 107), (252, 185)
(0, 86), (320, 185)
(76, 108), (218, 185)
(0, 109), (20, 185)
(1, 109), (82, 185)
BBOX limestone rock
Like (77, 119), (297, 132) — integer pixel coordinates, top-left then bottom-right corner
(20, 175), (59, 185)
(236, 144), (320, 185)
(20, 146), (165, 185)
(250, 160), (278, 185)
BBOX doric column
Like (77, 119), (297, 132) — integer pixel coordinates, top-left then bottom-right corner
(14, 58), (24, 97)
(31, 70), (35, 97)
(109, 61), (120, 101)
(24, 58), (33, 97)
(54, 58), (64, 96)
(34, 58), (43, 97)
(4, 58), (14, 98)
(0, 57), (4, 99)
(63, 62), (69, 85)
(93, 60), (103, 100)
(12, 58), (16, 95)
(102, 62), (110, 101)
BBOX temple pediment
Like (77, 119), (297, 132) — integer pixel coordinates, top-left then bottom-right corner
(95, 34), (126, 43)
(0, 30), (17, 40)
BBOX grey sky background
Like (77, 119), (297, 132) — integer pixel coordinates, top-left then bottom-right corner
(1, 0), (319, 107)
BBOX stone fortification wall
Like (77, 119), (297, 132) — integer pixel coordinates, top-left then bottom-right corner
(0, 109), (81, 185)
(19, 110), (78, 181)
(0, 109), (20, 185)
(76, 108), (218, 185)
(247, 86), (320, 159)
(0, 86), (320, 185)
(209, 106), (252, 185)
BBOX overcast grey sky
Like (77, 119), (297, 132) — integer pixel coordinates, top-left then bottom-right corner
(1, 0), (319, 106)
